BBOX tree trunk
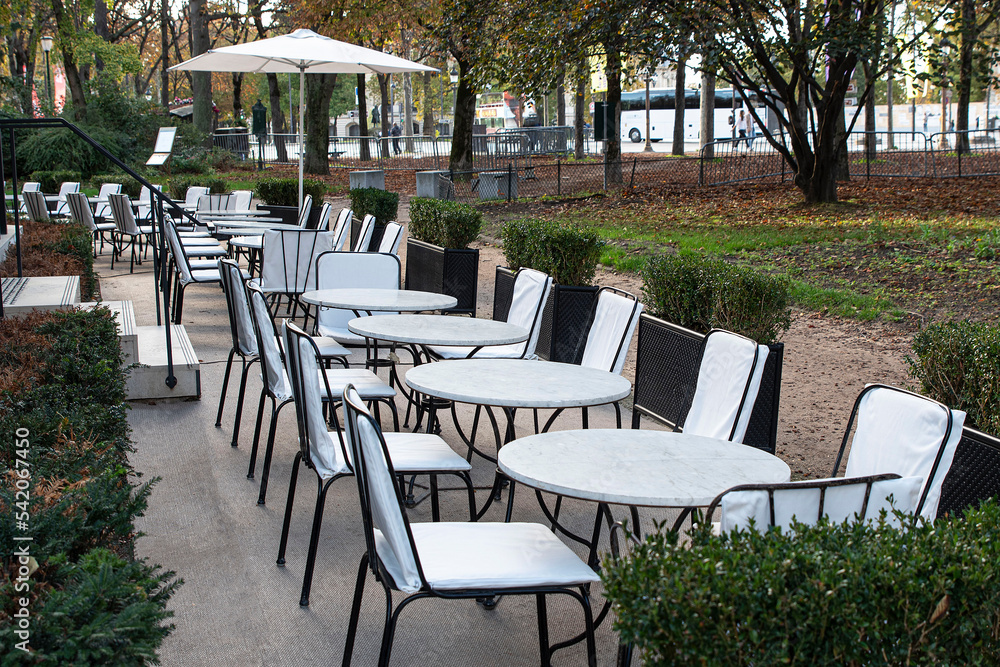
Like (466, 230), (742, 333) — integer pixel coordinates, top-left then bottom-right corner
(49, 0), (87, 120)
(357, 73), (372, 161)
(267, 73), (288, 162)
(232, 73), (244, 120)
(672, 53), (687, 155)
(422, 71), (434, 136)
(699, 71), (716, 158)
(956, 0), (975, 154)
(189, 0), (213, 145)
(305, 72), (336, 175)
(449, 59), (477, 172)
(575, 68), (585, 160)
(556, 73), (566, 126)
(377, 73), (390, 158)
(863, 64), (877, 161)
(603, 46), (622, 184)
(402, 30), (415, 150)
(94, 0), (109, 71)
(161, 0), (169, 108)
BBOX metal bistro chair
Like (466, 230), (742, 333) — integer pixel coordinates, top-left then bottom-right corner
(163, 219), (233, 323)
(315, 202), (334, 231)
(936, 426), (1000, 519)
(22, 190), (50, 222)
(832, 384), (966, 522)
(66, 191), (115, 257)
(296, 194), (315, 228)
(108, 193), (153, 273)
(377, 221), (404, 256)
(14, 181), (40, 214)
(257, 227), (333, 326)
(351, 214), (376, 252)
(341, 384), (599, 666)
(216, 258), (260, 447)
(277, 323), (474, 607)
(92, 183), (122, 222)
(313, 251), (402, 350)
(52, 181), (80, 217)
(331, 208), (353, 251)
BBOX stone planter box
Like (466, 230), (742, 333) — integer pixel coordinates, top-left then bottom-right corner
(631, 313), (784, 454)
(404, 238), (479, 315)
(416, 170), (452, 198)
(349, 170), (385, 190)
(494, 267), (599, 363)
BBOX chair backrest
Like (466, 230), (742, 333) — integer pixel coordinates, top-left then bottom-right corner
(218, 258), (258, 356)
(137, 184), (163, 220)
(184, 186), (210, 209)
(332, 209), (353, 251)
(93, 183), (122, 218)
(352, 214), (376, 252)
(296, 194), (314, 228)
(54, 182), (80, 215)
(283, 320), (352, 478)
(936, 426), (1000, 519)
(502, 268), (552, 359)
(109, 193), (142, 236)
(579, 287), (643, 375)
(198, 193), (231, 211)
(22, 190), (49, 222)
(21, 182), (41, 193)
(314, 252), (401, 334)
(258, 229), (334, 295)
(66, 192), (97, 231)
(229, 190), (253, 210)
(835, 384), (965, 521)
(683, 329), (769, 444)
(245, 282), (291, 400)
(377, 221), (404, 255)
(709, 474), (924, 532)
(163, 220), (196, 285)
(343, 385), (425, 594)
(316, 202), (334, 231)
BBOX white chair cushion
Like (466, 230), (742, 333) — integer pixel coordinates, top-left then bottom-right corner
(94, 222), (116, 232)
(178, 231), (212, 238)
(720, 476), (924, 533)
(684, 333), (769, 443)
(187, 269), (223, 284)
(375, 522), (600, 594)
(316, 323), (367, 345)
(319, 368), (395, 400)
(180, 236), (222, 246)
(427, 342), (533, 360)
(580, 291), (643, 375)
(383, 433), (471, 472)
(845, 387), (965, 521)
(313, 336), (350, 359)
(189, 258), (221, 271)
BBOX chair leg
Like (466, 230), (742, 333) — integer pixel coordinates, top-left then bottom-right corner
(257, 399), (290, 505)
(300, 476), (336, 607)
(341, 553), (370, 667)
(247, 391), (269, 479)
(276, 451), (302, 566)
(173, 283), (186, 324)
(536, 593), (551, 666)
(216, 348), (237, 427)
(614, 401), (622, 429)
(230, 358), (257, 448)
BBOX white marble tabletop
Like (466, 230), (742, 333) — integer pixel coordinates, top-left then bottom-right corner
(499, 429), (791, 507)
(228, 235), (263, 249)
(348, 314), (528, 347)
(208, 218), (289, 229)
(301, 288), (458, 312)
(404, 358), (632, 409)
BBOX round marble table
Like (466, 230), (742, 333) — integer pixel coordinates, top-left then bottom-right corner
(404, 358), (632, 410)
(348, 314), (528, 348)
(228, 235), (263, 250)
(498, 429), (791, 508)
(301, 288), (457, 313)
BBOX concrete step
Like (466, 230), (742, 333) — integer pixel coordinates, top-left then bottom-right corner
(79, 300), (137, 365)
(2, 276), (80, 315)
(126, 324), (201, 401)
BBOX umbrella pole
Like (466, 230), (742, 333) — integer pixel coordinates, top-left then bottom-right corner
(298, 67), (305, 211)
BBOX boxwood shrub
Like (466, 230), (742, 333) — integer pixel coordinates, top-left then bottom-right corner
(28, 170), (81, 194)
(167, 174), (230, 201)
(500, 219), (604, 286)
(641, 252), (791, 344)
(603, 503), (1000, 666)
(0, 309), (179, 663)
(350, 187), (400, 225)
(908, 320), (1000, 435)
(253, 177), (326, 207)
(408, 197), (482, 249)
(89, 174), (144, 198)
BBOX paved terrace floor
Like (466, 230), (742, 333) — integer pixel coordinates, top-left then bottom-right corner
(98, 224), (681, 666)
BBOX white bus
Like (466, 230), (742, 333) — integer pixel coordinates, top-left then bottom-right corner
(619, 88), (759, 144)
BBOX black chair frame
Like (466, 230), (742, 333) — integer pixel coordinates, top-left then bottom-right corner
(216, 258), (260, 448)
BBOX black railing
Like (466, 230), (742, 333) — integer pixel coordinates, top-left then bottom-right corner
(0, 117), (201, 389)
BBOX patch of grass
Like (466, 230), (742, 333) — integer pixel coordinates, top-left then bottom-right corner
(600, 246), (647, 273)
(789, 279), (898, 320)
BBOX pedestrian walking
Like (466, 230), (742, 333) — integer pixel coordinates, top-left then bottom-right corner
(390, 122), (402, 154)
(746, 113), (756, 150)
(736, 110), (748, 149)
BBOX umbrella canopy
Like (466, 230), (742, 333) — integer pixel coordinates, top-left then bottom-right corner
(171, 29), (437, 206)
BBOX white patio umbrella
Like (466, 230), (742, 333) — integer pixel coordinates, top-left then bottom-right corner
(171, 29), (437, 208)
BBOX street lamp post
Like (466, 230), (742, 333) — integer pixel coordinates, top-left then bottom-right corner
(40, 35), (53, 113)
(644, 76), (653, 152)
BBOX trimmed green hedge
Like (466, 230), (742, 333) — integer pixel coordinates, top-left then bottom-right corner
(167, 175), (229, 201)
(603, 503), (1000, 665)
(500, 219), (603, 286)
(350, 187), (399, 225)
(908, 320), (1000, 435)
(28, 170), (80, 194)
(89, 174), (144, 198)
(0, 309), (179, 663)
(253, 177), (326, 207)
(641, 253), (791, 344)
(408, 197), (482, 249)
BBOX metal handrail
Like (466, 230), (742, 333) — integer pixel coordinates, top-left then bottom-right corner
(0, 117), (199, 389)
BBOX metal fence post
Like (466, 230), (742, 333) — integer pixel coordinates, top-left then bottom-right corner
(507, 162), (513, 202)
(557, 157), (561, 196)
(630, 156), (637, 189)
(10, 129), (22, 277)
